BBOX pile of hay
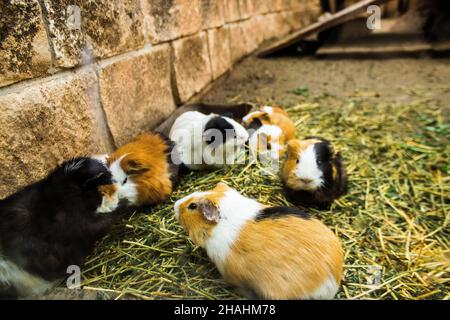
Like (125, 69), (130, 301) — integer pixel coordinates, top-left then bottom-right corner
(82, 96), (449, 300)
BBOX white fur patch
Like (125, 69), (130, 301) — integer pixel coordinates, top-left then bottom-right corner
(204, 188), (263, 275)
(0, 257), (53, 297)
(261, 106), (274, 114)
(108, 154), (138, 205)
(294, 144), (324, 190)
(248, 124), (283, 162)
(302, 274), (339, 300)
(242, 111), (261, 123)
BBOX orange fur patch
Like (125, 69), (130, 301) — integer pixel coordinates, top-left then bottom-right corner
(98, 184), (117, 200)
(107, 133), (173, 206)
(224, 216), (344, 299)
(177, 183), (229, 247)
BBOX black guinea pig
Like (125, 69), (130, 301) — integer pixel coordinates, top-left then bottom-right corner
(282, 137), (347, 208)
(0, 157), (135, 298)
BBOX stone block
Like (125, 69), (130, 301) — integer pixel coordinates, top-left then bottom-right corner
(0, 69), (113, 198)
(97, 45), (176, 146)
(41, 0), (145, 68)
(207, 26), (232, 79)
(172, 32), (213, 102)
(0, 0), (52, 87)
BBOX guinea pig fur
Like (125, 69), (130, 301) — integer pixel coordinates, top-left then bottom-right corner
(242, 106), (296, 142)
(155, 102), (253, 137)
(0, 157), (135, 298)
(169, 111), (249, 171)
(282, 137), (347, 208)
(106, 132), (179, 207)
(248, 124), (286, 161)
(174, 182), (344, 300)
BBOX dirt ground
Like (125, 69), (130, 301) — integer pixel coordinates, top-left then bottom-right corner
(203, 55), (450, 113)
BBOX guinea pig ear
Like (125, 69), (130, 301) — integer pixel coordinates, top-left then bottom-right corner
(124, 159), (149, 175)
(198, 199), (220, 224)
(287, 140), (301, 158)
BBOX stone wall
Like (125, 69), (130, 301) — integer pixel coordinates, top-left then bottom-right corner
(0, 0), (321, 198)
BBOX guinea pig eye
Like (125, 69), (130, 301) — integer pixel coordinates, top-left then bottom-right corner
(122, 177), (128, 185)
(188, 203), (198, 210)
(296, 159), (299, 164)
(317, 160), (322, 166)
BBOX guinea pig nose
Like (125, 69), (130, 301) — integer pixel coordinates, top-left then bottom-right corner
(300, 178), (313, 184)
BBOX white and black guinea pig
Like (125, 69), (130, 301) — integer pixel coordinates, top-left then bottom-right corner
(174, 182), (344, 300)
(155, 102), (252, 137)
(0, 157), (136, 298)
(282, 137), (347, 208)
(169, 111), (249, 171)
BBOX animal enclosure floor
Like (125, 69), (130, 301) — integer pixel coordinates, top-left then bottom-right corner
(73, 55), (449, 300)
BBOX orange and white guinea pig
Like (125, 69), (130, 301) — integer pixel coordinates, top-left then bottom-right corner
(105, 132), (179, 207)
(174, 182), (344, 300)
(243, 106), (296, 159)
(282, 137), (347, 208)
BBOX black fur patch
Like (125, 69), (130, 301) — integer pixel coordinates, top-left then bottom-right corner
(255, 206), (311, 221)
(203, 116), (235, 145)
(245, 117), (263, 131)
(0, 157), (136, 297)
(153, 131), (180, 187)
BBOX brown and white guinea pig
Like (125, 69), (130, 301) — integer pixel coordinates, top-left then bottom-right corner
(174, 182), (344, 300)
(282, 137), (347, 208)
(169, 111), (249, 171)
(243, 106), (296, 160)
(106, 132), (179, 207)
(0, 157), (136, 298)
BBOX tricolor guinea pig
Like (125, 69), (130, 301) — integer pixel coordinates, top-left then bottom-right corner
(106, 132), (179, 207)
(0, 157), (135, 298)
(169, 111), (249, 171)
(282, 137), (347, 208)
(174, 183), (344, 300)
(248, 124), (286, 162)
(243, 106), (296, 160)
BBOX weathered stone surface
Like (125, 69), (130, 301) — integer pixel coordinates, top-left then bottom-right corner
(0, 69), (113, 198)
(0, 0), (52, 87)
(281, 9), (307, 32)
(228, 22), (247, 63)
(238, 0), (255, 19)
(172, 32), (213, 102)
(253, 0), (271, 14)
(145, 0), (202, 43)
(207, 26), (231, 79)
(200, 0), (225, 29)
(223, 0), (240, 22)
(263, 13), (291, 41)
(97, 45), (176, 146)
(41, 0), (145, 68)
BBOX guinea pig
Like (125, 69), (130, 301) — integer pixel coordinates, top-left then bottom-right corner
(106, 132), (179, 207)
(174, 182), (344, 300)
(169, 111), (249, 171)
(248, 124), (286, 162)
(0, 157), (135, 298)
(155, 102), (252, 137)
(282, 137), (347, 208)
(242, 105), (296, 141)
